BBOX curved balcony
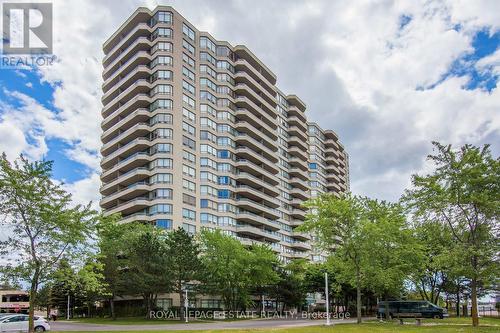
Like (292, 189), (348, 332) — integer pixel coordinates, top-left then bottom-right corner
(101, 122), (152, 155)
(235, 171), (280, 197)
(234, 112), (277, 140)
(233, 57), (276, 96)
(100, 183), (150, 209)
(101, 137), (151, 169)
(289, 166), (308, 181)
(288, 135), (308, 151)
(103, 50), (151, 83)
(234, 120), (276, 148)
(288, 125), (308, 142)
(236, 225), (281, 243)
(236, 198), (280, 220)
(100, 167), (151, 196)
(235, 185), (279, 208)
(292, 229), (310, 241)
(326, 182), (342, 193)
(290, 208), (306, 220)
(290, 177), (309, 191)
(235, 133), (278, 163)
(102, 94), (151, 123)
(290, 241), (311, 251)
(103, 196), (151, 216)
(103, 64), (151, 95)
(101, 152), (153, 181)
(103, 37), (152, 79)
(291, 187), (309, 201)
(289, 156), (308, 171)
(104, 20), (151, 60)
(234, 97), (277, 130)
(102, 108), (150, 139)
(290, 252), (309, 259)
(234, 70), (277, 107)
(286, 94), (306, 112)
(234, 83), (276, 117)
(102, 80), (151, 116)
(235, 147), (279, 175)
(236, 211), (280, 231)
(288, 147), (308, 162)
(119, 212), (172, 225)
(287, 115), (307, 132)
(287, 105), (306, 123)
(235, 159), (279, 186)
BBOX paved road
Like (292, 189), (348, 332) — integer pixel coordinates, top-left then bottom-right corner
(51, 317), (366, 331)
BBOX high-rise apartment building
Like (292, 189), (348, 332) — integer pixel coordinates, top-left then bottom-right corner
(100, 6), (349, 263)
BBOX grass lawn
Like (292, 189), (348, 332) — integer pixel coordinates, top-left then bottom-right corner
(51, 317), (500, 333)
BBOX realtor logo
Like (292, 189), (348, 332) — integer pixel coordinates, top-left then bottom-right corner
(2, 2), (52, 54)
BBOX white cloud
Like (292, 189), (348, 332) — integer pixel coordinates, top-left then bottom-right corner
(2, 0), (499, 203)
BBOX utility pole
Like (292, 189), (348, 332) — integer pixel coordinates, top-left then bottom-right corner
(325, 272), (331, 326)
(67, 294), (70, 320)
(184, 289), (188, 323)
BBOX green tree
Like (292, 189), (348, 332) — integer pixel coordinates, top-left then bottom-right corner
(200, 229), (278, 311)
(96, 214), (128, 319)
(0, 154), (96, 332)
(164, 227), (202, 321)
(299, 193), (366, 323)
(403, 142), (500, 327)
(123, 225), (172, 317)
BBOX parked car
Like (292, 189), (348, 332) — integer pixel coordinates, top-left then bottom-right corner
(377, 300), (446, 319)
(0, 314), (50, 332)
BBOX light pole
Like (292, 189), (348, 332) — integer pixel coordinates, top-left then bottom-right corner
(325, 272), (331, 326)
(66, 294), (70, 320)
(184, 288), (189, 323)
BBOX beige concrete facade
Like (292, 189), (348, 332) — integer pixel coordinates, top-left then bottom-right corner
(100, 6), (349, 263)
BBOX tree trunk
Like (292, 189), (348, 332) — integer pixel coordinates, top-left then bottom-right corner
(29, 270), (40, 333)
(109, 297), (116, 320)
(456, 288), (460, 317)
(471, 277), (479, 327)
(356, 268), (362, 324)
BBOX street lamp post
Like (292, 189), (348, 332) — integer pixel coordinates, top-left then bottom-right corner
(325, 272), (331, 326)
(184, 289), (188, 323)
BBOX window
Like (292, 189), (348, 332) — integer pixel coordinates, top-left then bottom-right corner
(183, 164), (196, 178)
(151, 27), (172, 40)
(183, 53), (195, 68)
(182, 66), (195, 81)
(183, 94), (196, 108)
(182, 223), (196, 234)
(150, 113), (172, 125)
(149, 204), (172, 215)
(219, 216), (236, 226)
(200, 171), (218, 183)
(150, 70), (173, 82)
(150, 128), (173, 140)
(200, 64), (216, 78)
(150, 84), (173, 97)
(182, 80), (196, 95)
(217, 73), (234, 85)
(200, 199), (217, 210)
(200, 90), (217, 104)
(200, 130), (217, 143)
(182, 121), (195, 135)
(217, 137), (233, 147)
(150, 143), (172, 154)
(217, 150), (230, 159)
(156, 219), (172, 229)
(150, 188), (172, 199)
(200, 104), (217, 117)
(309, 163), (317, 169)
(150, 158), (172, 169)
(150, 173), (173, 184)
(201, 213), (218, 224)
(218, 176), (232, 185)
(218, 189), (232, 199)
(182, 39), (195, 55)
(201, 144), (217, 156)
(183, 179), (196, 192)
(183, 208), (196, 221)
(217, 61), (234, 73)
(200, 36), (216, 53)
(200, 117), (217, 130)
(183, 135), (195, 149)
(200, 77), (217, 91)
(183, 108), (196, 123)
(151, 41), (173, 54)
(200, 157), (217, 170)
(149, 99), (173, 112)
(150, 56), (173, 68)
(201, 185), (218, 197)
(183, 193), (196, 207)
(182, 23), (195, 41)
(150, 11), (173, 26)
(200, 52), (216, 66)
(183, 150), (196, 163)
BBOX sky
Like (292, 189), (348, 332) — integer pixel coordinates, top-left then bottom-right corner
(0, 0), (499, 208)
